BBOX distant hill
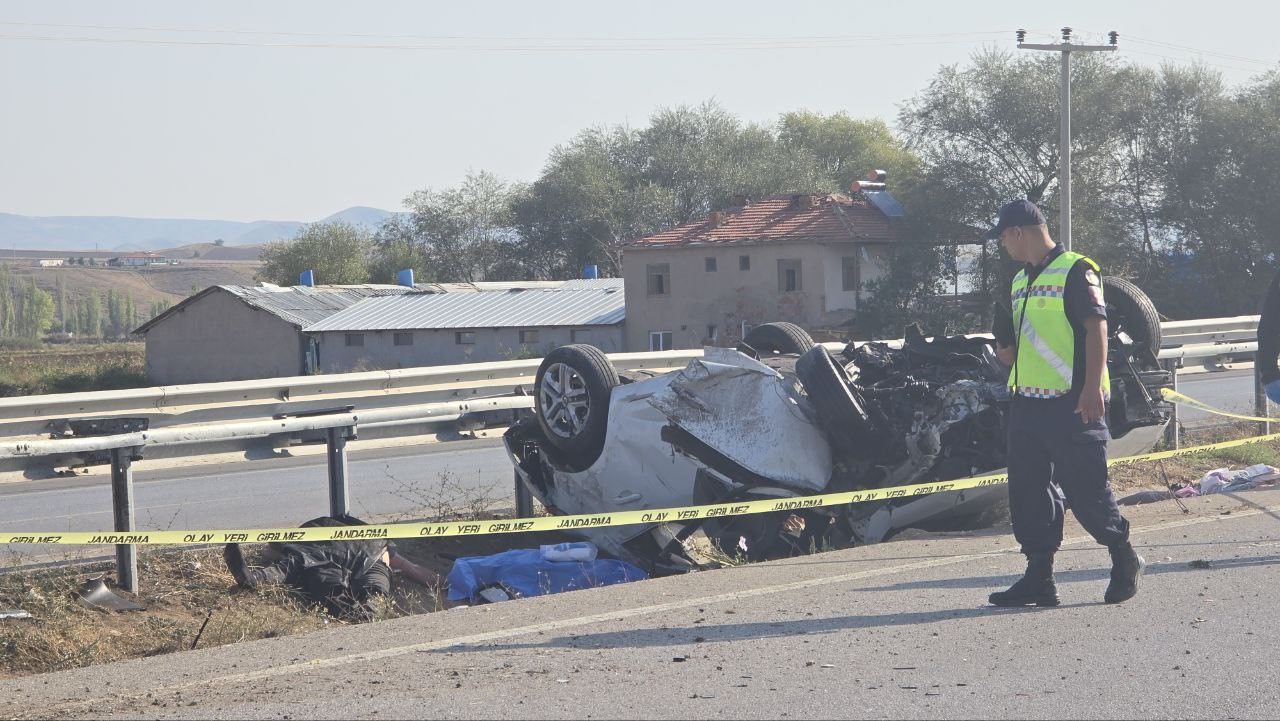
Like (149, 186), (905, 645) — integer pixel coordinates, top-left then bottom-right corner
(0, 206), (397, 252)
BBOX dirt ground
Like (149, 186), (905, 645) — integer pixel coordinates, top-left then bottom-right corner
(20, 263), (260, 310)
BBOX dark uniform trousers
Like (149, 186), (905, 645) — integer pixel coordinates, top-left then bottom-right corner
(1007, 394), (1130, 554)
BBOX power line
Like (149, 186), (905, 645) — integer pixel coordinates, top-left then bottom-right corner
(0, 20), (1011, 45)
(1122, 48), (1265, 76)
(0, 32), (1013, 53)
(1115, 35), (1274, 66)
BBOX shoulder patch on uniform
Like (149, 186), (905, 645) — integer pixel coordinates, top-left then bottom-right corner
(1084, 269), (1101, 286)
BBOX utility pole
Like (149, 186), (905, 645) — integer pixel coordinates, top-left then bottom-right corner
(1018, 27), (1118, 251)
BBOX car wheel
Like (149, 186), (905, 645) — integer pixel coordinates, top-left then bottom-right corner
(743, 322), (814, 355)
(534, 344), (620, 467)
(1103, 277), (1162, 359)
(795, 345), (877, 453)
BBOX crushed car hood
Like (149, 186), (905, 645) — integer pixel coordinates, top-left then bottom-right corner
(646, 347), (832, 493)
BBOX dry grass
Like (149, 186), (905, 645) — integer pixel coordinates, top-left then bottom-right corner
(0, 471), (533, 679)
(0, 547), (334, 678)
(0, 342), (146, 396)
(1109, 421), (1280, 492)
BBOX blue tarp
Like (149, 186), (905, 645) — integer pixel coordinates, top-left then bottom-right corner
(446, 548), (647, 603)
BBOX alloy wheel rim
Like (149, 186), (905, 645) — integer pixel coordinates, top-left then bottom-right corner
(539, 362), (591, 439)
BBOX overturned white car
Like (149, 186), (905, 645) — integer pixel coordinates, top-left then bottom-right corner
(504, 279), (1172, 573)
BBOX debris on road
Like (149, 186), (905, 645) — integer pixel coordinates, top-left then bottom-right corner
(0, 608), (31, 620)
(78, 577), (143, 612)
(1120, 464), (1280, 507)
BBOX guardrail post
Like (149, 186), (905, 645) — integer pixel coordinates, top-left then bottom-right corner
(110, 446), (138, 595)
(1163, 359), (1180, 449)
(326, 426), (352, 517)
(514, 471), (534, 518)
(1256, 368), (1271, 438)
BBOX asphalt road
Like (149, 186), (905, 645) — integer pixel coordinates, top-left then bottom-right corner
(3, 489), (1278, 719)
(1176, 368), (1261, 428)
(0, 439), (512, 566)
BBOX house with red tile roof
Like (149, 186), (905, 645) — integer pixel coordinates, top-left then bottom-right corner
(621, 185), (904, 351)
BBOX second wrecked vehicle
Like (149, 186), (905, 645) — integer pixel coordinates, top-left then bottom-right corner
(504, 279), (1172, 572)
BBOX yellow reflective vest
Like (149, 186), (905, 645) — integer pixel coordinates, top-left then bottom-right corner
(1009, 251), (1109, 398)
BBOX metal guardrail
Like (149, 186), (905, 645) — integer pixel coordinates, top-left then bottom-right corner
(0, 316), (1263, 593)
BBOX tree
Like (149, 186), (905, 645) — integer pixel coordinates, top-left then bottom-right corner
(55, 274), (68, 332)
(510, 101), (832, 279)
(257, 220), (372, 286)
(20, 277), (54, 338)
(213, 239), (226, 246)
(778, 111), (921, 194)
(0, 264), (13, 337)
(394, 171), (523, 282)
(106, 289), (122, 337)
(511, 127), (673, 278)
(81, 292), (102, 337)
(368, 214), (432, 284)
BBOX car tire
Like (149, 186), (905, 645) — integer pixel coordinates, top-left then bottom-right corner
(743, 322), (814, 355)
(795, 345), (876, 452)
(534, 344), (620, 467)
(1103, 277), (1162, 357)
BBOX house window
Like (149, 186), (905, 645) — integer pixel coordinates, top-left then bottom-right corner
(705, 257), (717, 272)
(778, 259), (802, 292)
(649, 331), (674, 351)
(519, 329), (540, 344)
(455, 331), (475, 345)
(394, 332), (414, 346)
(706, 324), (718, 342)
(842, 255), (860, 292)
(344, 333), (364, 347)
(647, 263), (670, 296)
(739, 255), (750, 271)
(570, 328), (591, 343)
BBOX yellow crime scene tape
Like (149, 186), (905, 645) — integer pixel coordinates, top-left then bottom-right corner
(1159, 388), (1275, 423)
(4, 389), (1277, 546)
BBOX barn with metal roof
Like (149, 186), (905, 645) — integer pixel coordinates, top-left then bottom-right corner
(303, 279), (625, 372)
(134, 279), (626, 384)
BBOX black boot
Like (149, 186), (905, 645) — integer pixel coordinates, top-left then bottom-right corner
(989, 552), (1060, 607)
(1104, 541), (1144, 604)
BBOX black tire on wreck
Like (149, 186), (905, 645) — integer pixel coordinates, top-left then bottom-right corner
(743, 322), (815, 355)
(795, 345), (877, 453)
(534, 344), (620, 468)
(1103, 277), (1162, 360)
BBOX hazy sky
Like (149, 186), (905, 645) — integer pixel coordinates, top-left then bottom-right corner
(1, 0), (1274, 222)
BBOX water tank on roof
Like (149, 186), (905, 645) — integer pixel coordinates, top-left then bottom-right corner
(299, 269), (315, 287)
(396, 268), (415, 287)
(583, 264), (599, 279)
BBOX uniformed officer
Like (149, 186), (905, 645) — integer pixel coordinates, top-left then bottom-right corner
(986, 199), (1144, 606)
(1258, 269), (1280, 403)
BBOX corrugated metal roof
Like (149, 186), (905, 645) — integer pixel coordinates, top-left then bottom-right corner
(558, 278), (624, 290)
(133, 279), (624, 335)
(222, 285), (419, 327)
(412, 281), (565, 294)
(304, 284), (625, 332)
